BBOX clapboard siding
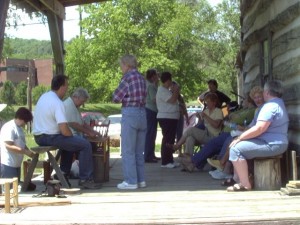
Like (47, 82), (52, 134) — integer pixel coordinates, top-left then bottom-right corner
(239, 0), (300, 155)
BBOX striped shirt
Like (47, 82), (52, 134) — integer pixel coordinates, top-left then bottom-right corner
(113, 69), (147, 107)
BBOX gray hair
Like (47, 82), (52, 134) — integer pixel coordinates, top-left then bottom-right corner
(120, 55), (138, 69)
(264, 80), (283, 98)
(71, 87), (90, 99)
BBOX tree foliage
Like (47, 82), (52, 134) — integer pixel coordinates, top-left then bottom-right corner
(0, 80), (16, 105)
(32, 85), (50, 105)
(15, 81), (27, 105)
(65, 0), (240, 102)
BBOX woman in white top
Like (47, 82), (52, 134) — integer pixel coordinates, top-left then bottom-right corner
(156, 72), (180, 168)
(171, 93), (223, 156)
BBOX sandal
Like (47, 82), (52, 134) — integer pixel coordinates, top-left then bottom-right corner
(227, 183), (250, 192)
(221, 178), (236, 187)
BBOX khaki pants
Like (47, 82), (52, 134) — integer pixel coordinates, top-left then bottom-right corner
(183, 127), (212, 155)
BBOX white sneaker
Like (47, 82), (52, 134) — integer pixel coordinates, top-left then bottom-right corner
(161, 163), (175, 168)
(117, 181), (138, 190)
(211, 170), (233, 180)
(138, 181), (147, 188)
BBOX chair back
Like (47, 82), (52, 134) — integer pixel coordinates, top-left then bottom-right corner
(93, 119), (110, 137)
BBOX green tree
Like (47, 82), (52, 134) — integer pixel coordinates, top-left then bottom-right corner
(0, 80), (15, 105)
(15, 81), (28, 105)
(32, 85), (49, 105)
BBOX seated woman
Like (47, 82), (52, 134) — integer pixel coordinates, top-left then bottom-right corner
(171, 93), (223, 156)
(227, 80), (289, 191)
(181, 86), (264, 173)
(207, 86), (264, 179)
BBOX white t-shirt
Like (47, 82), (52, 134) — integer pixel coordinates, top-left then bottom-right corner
(156, 86), (180, 119)
(63, 97), (83, 136)
(0, 120), (25, 167)
(32, 91), (67, 135)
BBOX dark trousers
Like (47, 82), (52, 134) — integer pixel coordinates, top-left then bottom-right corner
(144, 108), (158, 160)
(158, 118), (178, 165)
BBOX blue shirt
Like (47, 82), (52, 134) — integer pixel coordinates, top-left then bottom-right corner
(257, 98), (289, 144)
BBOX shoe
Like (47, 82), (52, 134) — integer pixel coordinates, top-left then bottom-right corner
(27, 182), (36, 191)
(54, 173), (71, 187)
(207, 158), (224, 171)
(145, 159), (157, 163)
(138, 181), (147, 188)
(161, 163), (176, 168)
(211, 170), (232, 180)
(181, 160), (195, 173)
(78, 179), (102, 189)
(117, 181), (138, 190)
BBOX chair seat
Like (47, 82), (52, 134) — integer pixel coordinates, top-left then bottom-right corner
(30, 146), (58, 154)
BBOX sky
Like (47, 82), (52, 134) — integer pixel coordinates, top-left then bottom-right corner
(5, 0), (222, 41)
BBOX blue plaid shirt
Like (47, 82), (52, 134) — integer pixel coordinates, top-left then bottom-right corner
(113, 69), (146, 107)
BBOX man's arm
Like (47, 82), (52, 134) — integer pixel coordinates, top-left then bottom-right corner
(58, 123), (73, 136)
(68, 122), (99, 137)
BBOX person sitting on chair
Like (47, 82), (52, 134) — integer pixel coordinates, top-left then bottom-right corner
(170, 93), (223, 156)
(32, 75), (101, 189)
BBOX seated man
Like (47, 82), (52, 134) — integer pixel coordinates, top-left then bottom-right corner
(32, 75), (101, 189)
(60, 87), (99, 178)
(197, 79), (231, 109)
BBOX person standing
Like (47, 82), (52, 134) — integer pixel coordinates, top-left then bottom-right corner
(156, 72), (180, 168)
(113, 55), (147, 190)
(144, 69), (160, 163)
(0, 107), (34, 182)
(32, 75), (101, 189)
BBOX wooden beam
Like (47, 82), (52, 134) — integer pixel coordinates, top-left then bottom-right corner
(23, 0), (44, 12)
(46, 10), (65, 74)
(40, 0), (65, 20)
(0, 0), (9, 60)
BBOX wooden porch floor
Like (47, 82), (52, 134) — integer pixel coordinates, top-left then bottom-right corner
(1, 153), (300, 224)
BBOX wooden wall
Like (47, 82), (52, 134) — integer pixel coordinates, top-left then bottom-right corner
(239, 0), (300, 153)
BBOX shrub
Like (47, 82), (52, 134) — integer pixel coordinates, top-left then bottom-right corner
(15, 81), (28, 105)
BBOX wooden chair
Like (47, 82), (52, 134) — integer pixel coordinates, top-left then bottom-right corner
(21, 146), (71, 191)
(88, 120), (111, 182)
(0, 177), (18, 213)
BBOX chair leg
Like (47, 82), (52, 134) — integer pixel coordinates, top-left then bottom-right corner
(47, 151), (70, 188)
(21, 154), (39, 192)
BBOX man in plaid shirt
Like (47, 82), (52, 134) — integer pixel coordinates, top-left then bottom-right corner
(113, 55), (147, 190)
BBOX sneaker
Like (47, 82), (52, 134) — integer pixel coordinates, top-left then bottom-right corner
(78, 179), (102, 189)
(117, 181), (138, 190)
(138, 181), (147, 188)
(207, 158), (224, 171)
(161, 163), (176, 168)
(211, 170), (233, 180)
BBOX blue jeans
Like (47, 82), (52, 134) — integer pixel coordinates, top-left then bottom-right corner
(218, 135), (234, 159)
(158, 118), (178, 165)
(121, 107), (147, 185)
(144, 108), (158, 160)
(34, 134), (93, 180)
(1, 164), (20, 181)
(230, 139), (288, 161)
(192, 132), (230, 169)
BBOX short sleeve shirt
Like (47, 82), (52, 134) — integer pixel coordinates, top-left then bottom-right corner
(203, 107), (223, 136)
(156, 86), (180, 119)
(257, 98), (289, 144)
(0, 120), (25, 167)
(63, 97), (83, 136)
(33, 91), (67, 135)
